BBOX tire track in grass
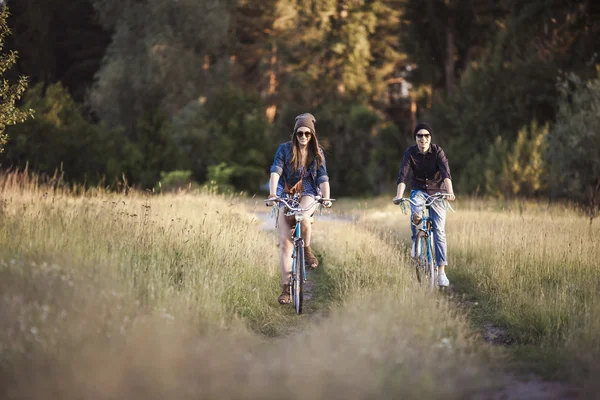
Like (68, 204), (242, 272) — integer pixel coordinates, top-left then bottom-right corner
(349, 209), (577, 400)
(252, 211), (336, 324)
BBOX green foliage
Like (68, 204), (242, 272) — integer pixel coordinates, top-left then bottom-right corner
(268, 0), (403, 106)
(0, 7), (33, 153)
(205, 163), (235, 193)
(484, 121), (548, 198)
(3, 83), (123, 183)
(426, 8), (563, 193)
(172, 85), (271, 193)
(546, 72), (600, 209)
(90, 0), (232, 132)
(119, 110), (182, 188)
(298, 102), (382, 196)
(156, 170), (196, 192)
(4, 82), (182, 188)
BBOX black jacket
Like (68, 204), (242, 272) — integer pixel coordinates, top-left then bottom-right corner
(396, 144), (452, 194)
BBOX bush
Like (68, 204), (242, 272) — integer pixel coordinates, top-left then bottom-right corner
(156, 170), (198, 192)
(4, 83), (125, 184)
(484, 121), (548, 198)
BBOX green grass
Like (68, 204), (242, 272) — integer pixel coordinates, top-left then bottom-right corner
(0, 173), (501, 398)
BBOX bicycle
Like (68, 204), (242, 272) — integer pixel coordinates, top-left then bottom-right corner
(395, 193), (454, 290)
(265, 194), (335, 314)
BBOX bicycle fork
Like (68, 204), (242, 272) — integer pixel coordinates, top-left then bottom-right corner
(416, 228), (437, 287)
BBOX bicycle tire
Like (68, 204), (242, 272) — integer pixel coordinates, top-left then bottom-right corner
(427, 234), (440, 290)
(415, 232), (428, 284)
(293, 243), (304, 314)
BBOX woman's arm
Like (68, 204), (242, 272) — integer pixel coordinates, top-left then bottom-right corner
(268, 172), (280, 197)
(319, 181), (332, 207)
(319, 181), (331, 199)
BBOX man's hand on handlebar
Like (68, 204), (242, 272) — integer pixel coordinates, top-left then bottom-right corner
(392, 196), (404, 205)
(322, 200), (333, 208)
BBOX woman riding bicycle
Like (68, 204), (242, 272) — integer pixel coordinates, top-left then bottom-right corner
(392, 122), (455, 287)
(266, 113), (332, 304)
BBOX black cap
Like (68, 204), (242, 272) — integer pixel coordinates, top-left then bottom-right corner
(414, 122), (433, 138)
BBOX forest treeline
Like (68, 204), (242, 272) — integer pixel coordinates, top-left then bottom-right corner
(2, 0), (599, 208)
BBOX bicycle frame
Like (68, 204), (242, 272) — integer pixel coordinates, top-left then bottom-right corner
(291, 215), (306, 283)
(414, 206), (437, 289)
(266, 194), (335, 314)
(397, 193), (453, 289)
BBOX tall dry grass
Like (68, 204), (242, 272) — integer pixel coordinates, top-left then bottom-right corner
(361, 196), (600, 392)
(0, 171), (500, 399)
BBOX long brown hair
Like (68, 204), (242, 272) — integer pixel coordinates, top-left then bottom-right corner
(290, 129), (324, 171)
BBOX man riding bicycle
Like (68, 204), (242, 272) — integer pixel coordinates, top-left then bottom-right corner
(392, 122), (455, 287)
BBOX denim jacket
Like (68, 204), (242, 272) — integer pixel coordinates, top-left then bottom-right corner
(270, 141), (329, 195)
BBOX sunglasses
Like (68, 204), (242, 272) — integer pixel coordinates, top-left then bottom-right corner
(296, 131), (312, 138)
(416, 134), (430, 139)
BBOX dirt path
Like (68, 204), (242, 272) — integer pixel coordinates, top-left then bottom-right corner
(449, 291), (576, 399)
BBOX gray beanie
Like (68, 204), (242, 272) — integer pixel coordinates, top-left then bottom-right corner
(294, 113), (316, 133)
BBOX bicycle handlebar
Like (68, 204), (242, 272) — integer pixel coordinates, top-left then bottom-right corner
(264, 196), (336, 212)
(395, 193), (451, 207)
(394, 193), (455, 213)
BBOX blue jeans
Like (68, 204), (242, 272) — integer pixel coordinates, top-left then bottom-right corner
(410, 190), (448, 267)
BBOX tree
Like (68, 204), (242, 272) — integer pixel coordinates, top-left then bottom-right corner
(547, 72), (600, 223)
(90, 0), (233, 134)
(5, 0), (111, 103)
(0, 6), (32, 153)
(421, 0), (599, 193)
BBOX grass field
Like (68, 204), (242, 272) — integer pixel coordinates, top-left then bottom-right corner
(360, 195), (600, 395)
(0, 172), (501, 399)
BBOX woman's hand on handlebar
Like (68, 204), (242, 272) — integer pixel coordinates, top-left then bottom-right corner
(265, 194), (278, 207)
(392, 196), (404, 205)
(319, 197), (335, 208)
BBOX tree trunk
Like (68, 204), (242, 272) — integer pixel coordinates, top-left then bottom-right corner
(445, 11), (456, 97)
(589, 176), (600, 226)
(265, 40), (278, 123)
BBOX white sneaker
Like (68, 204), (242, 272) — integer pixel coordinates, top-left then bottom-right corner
(438, 271), (450, 287)
(410, 241), (416, 257)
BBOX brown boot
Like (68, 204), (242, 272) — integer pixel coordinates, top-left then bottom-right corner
(304, 246), (319, 270)
(278, 284), (291, 304)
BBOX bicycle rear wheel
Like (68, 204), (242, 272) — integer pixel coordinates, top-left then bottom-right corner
(293, 243), (304, 314)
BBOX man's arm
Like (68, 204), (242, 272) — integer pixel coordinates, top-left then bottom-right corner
(393, 182), (407, 204)
(443, 178), (455, 201)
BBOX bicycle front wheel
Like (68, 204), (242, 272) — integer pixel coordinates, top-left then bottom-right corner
(293, 243), (304, 314)
(415, 232), (428, 284)
(428, 235), (438, 290)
